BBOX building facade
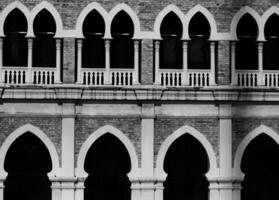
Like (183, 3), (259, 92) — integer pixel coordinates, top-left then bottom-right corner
(0, 1), (278, 200)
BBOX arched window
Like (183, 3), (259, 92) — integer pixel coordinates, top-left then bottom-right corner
(241, 134), (279, 200)
(3, 9), (28, 66)
(4, 132), (52, 200)
(188, 12), (210, 69)
(82, 10), (105, 68)
(111, 11), (134, 68)
(236, 14), (258, 70)
(159, 12), (183, 69)
(33, 9), (56, 67)
(84, 134), (131, 200)
(163, 134), (209, 200)
(263, 14), (279, 70)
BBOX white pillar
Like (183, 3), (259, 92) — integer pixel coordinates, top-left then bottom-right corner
(154, 40), (160, 85)
(55, 39), (62, 83)
(182, 40), (188, 85)
(257, 42), (264, 86)
(232, 179), (242, 200)
(75, 178), (85, 200)
(0, 178), (4, 200)
(219, 104), (232, 200)
(231, 41), (236, 85)
(130, 179), (141, 200)
(50, 178), (62, 200)
(0, 38), (3, 83)
(208, 179), (219, 200)
(27, 38), (33, 84)
(104, 39), (111, 85)
(77, 39), (83, 84)
(133, 40), (139, 85)
(210, 41), (216, 85)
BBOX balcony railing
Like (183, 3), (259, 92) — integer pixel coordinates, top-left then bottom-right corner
(188, 70), (211, 87)
(32, 68), (56, 85)
(2, 67), (27, 85)
(235, 70), (258, 87)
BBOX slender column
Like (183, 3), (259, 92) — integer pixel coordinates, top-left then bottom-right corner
(130, 179), (141, 200)
(55, 39), (62, 83)
(0, 178), (4, 200)
(154, 181), (164, 200)
(231, 41), (236, 85)
(0, 38), (3, 83)
(257, 42), (264, 86)
(182, 40), (188, 85)
(75, 178), (85, 200)
(210, 41), (216, 85)
(232, 179), (243, 200)
(208, 179), (219, 200)
(77, 39), (83, 84)
(50, 178), (62, 200)
(133, 40), (139, 85)
(219, 104), (232, 200)
(27, 38), (33, 84)
(154, 40), (160, 85)
(105, 39), (110, 84)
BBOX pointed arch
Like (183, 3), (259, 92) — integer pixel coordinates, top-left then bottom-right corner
(262, 6), (279, 40)
(155, 125), (218, 180)
(184, 5), (217, 40)
(233, 125), (279, 177)
(107, 4), (140, 39)
(0, 124), (60, 178)
(76, 2), (108, 38)
(0, 1), (30, 37)
(30, 1), (63, 37)
(76, 125), (139, 178)
(230, 6), (262, 40)
(154, 4), (185, 39)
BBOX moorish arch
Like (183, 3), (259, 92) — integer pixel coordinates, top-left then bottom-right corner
(261, 6), (279, 40)
(0, 124), (60, 178)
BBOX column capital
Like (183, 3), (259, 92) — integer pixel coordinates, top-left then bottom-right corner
(210, 41), (216, 51)
(77, 39), (83, 49)
(56, 38), (62, 49)
(154, 40), (160, 50)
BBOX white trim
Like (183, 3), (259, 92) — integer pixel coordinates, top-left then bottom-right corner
(184, 4), (218, 40)
(30, 1), (63, 37)
(262, 6), (279, 40)
(108, 3), (141, 39)
(76, 2), (108, 38)
(155, 125), (218, 180)
(153, 4), (185, 39)
(233, 125), (279, 177)
(76, 125), (140, 178)
(0, 1), (30, 37)
(0, 124), (60, 178)
(230, 6), (262, 41)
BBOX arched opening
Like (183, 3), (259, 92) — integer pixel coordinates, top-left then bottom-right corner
(159, 12), (183, 69)
(84, 133), (131, 200)
(236, 14), (258, 70)
(111, 11), (134, 69)
(4, 132), (52, 200)
(3, 9), (28, 66)
(241, 134), (279, 200)
(263, 14), (279, 70)
(33, 9), (56, 67)
(188, 12), (210, 70)
(163, 134), (209, 200)
(82, 10), (105, 68)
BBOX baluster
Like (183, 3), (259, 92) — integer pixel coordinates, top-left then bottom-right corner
(161, 74), (164, 86)
(23, 71), (26, 84)
(170, 73), (173, 86)
(189, 73), (192, 86)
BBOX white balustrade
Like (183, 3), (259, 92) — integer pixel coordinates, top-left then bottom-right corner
(2, 67), (28, 85)
(263, 71), (279, 87)
(32, 68), (56, 85)
(81, 68), (105, 86)
(235, 70), (258, 87)
(159, 69), (184, 87)
(110, 69), (134, 86)
(188, 70), (211, 87)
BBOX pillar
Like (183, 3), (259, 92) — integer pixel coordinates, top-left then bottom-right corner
(133, 40), (140, 85)
(0, 38), (3, 83)
(182, 40), (188, 85)
(210, 41), (216, 85)
(27, 38), (33, 84)
(154, 40), (160, 85)
(231, 41), (236, 85)
(232, 178), (243, 200)
(257, 42), (264, 86)
(208, 178), (219, 200)
(219, 104), (233, 200)
(0, 177), (5, 200)
(75, 178), (85, 200)
(105, 39), (111, 84)
(50, 178), (62, 200)
(77, 39), (83, 84)
(154, 181), (164, 200)
(55, 39), (62, 83)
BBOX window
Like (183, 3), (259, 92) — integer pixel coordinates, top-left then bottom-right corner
(159, 12), (183, 69)
(33, 9), (56, 67)
(3, 9), (28, 66)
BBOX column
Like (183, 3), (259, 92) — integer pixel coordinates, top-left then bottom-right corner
(231, 41), (236, 85)
(141, 104), (155, 200)
(0, 177), (5, 200)
(133, 40), (139, 85)
(105, 39), (110, 84)
(208, 178), (219, 200)
(61, 103), (76, 200)
(257, 42), (264, 86)
(232, 178), (243, 200)
(154, 181), (164, 200)
(130, 179), (141, 200)
(154, 40), (160, 85)
(77, 39), (83, 84)
(210, 41), (216, 85)
(27, 38), (33, 84)
(182, 40), (188, 85)
(0, 38), (3, 83)
(50, 178), (62, 200)
(219, 104), (233, 200)
(55, 39), (62, 83)
(75, 178), (85, 200)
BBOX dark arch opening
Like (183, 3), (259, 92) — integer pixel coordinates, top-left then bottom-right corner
(4, 132), (52, 200)
(33, 9), (57, 68)
(84, 133), (131, 200)
(188, 12), (210, 69)
(159, 12), (183, 69)
(241, 134), (279, 200)
(111, 11), (134, 68)
(82, 10), (105, 68)
(3, 9), (28, 66)
(163, 134), (209, 200)
(263, 14), (279, 70)
(236, 14), (258, 70)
